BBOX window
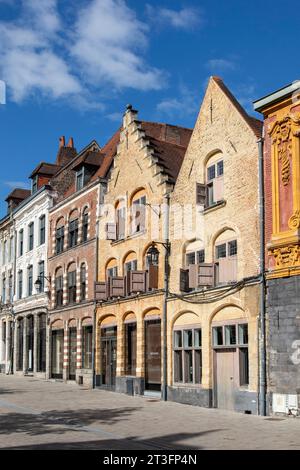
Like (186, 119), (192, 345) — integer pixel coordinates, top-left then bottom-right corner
(80, 264), (86, 301)
(213, 323), (249, 386)
(76, 167), (84, 191)
(38, 261), (45, 292)
(186, 249), (205, 266)
(28, 222), (34, 251)
(82, 210), (89, 243)
(215, 239), (238, 284)
(124, 260), (137, 273)
(19, 230), (24, 257)
(68, 219), (78, 248)
(27, 265), (33, 296)
(3, 240), (7, 265)
(107, 266), (118, 278)
(55, 271), (63, 307)
(18, 270), (23, 299)
(206, 159), (224, 207)
(82, 325), (93, 369)
(125, 322), (137, 375)
(173, 328), (202, 384)
(56, 225), (65, 254)
(68, 268), (77, 304)
(131, 195), (146, 234)
(9, 237), (13, 262)
(2, 276), (6, 304)
(116, 206), (126, 240)
(39, 215), (46, 245)
(8, 274), (13, 302)
(32, 175), (38, 194)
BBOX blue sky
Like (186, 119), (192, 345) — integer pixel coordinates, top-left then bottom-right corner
(0, 0), (299, 217)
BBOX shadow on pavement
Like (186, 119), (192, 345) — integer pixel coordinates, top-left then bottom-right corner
(2, 429), (224, 450)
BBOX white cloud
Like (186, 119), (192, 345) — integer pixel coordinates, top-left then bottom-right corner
(146, 5), (203, 30)
(0, 0), (165, 106)
(71, 0), (164, 91)
(156, 84), (200, 119)
(107, 111), (123, 122)
(206, 58), (237, 72)
(3, 180), (30, 190)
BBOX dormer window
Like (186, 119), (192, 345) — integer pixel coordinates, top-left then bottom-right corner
(32, 175), (38, 194)
(76, 167), (85, 191)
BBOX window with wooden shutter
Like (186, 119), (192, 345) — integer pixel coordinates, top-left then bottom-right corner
(148, 264), (158, 289)
(180, 269), (190, 292)
(95, 282), (107, 301)
(127, 271), (147, 295)
(196, 183), (206, 206)
(198, 263), (214, 286)
(109, 276), (126, 298)
(105, 223), (117, 241)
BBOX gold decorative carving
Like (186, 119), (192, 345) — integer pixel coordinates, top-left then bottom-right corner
(271, 244), (300, 268)
(269, 116), (292, 186)
(288, 210), (300, 230)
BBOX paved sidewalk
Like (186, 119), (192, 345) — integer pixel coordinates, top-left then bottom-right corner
(0, 375), (299, 450)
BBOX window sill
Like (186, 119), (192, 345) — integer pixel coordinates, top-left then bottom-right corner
(111, 229), (147, 245)
(204, 200), (226, 214)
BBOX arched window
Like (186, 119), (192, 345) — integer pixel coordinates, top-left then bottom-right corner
(115, 199), (126, 240)
(206, 152), (224, 207)
(214, 229), (237, 285)
(55, 218), (65, 254)
(55, 267), (63, 307)
(130, 189), (146, 235)
(123, 252), (137, 274)
(67, 263), (77, 304)
(68, 210), (79, 248)
(105, 258), (118, 278)
(80, 263), (86, 301)
(82, 208), (89, 243)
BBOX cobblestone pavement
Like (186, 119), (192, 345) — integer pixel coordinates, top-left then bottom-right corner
(0, 375), (299, 450)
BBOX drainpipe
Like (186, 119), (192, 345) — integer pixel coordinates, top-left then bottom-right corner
(258, 128), (267, 416)
(162, 193), (170, 402)
(92, 194), (100, 389)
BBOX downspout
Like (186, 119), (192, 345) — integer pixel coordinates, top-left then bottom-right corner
(258, 127), (267, 416)
(92, 206), (100, 389)
(162, 193), (170, 402)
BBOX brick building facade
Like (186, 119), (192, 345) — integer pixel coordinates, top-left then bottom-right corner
(254, 82), (300, 414)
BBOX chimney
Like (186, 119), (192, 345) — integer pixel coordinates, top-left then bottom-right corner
(56, 136), (77, 167)
(123, 103), (138, 128)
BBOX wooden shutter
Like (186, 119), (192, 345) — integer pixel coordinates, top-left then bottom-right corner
(188, 264), (199, 289)
(118, 208), (125, 239)
(148, 265), (158, 289)
(213, 176), (224, 202)
(218, 258), (228, 284)
(180, 269), (190, 292)
(109, 276), (125, 297)
(105, 223), (117, 241)
(196, 183), (206, 206)
(95, 282), (107, 301)
(127, 271), (147, 294)
(227, 256), (237, 283)
(198, 263), (214, 286)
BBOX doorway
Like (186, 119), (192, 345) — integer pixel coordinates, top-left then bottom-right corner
(100, 326), (117, 388)
(51, 329), (63, 379)
(27, 316), (34, 373)
(68, 327), (77, 380)
(214, 348), (237, 410)
(145, 319), (161, 391)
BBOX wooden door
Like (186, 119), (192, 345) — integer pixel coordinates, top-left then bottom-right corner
(145, 320), (161, 391)
(100, 327), (117, 388)
(69, 327), (77, 380)
(215, 348), (237, 410)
